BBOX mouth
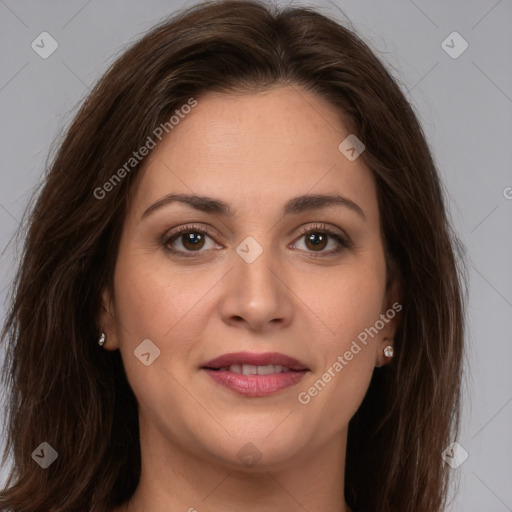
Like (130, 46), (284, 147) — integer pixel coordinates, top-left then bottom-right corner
(208, 363), (299, 375)
(201, 352), (309, 397)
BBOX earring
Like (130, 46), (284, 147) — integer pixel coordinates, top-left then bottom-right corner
(383, 345), (394, 358)
(98, 332), (106, 348)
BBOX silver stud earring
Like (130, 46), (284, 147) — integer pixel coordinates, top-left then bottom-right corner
(98, 332), (106, 348)
(383, 345), (394, 358)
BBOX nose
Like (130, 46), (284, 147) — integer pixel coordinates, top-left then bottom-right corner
(218, 240), (295, 333)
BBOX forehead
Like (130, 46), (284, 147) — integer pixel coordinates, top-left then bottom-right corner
(129, 86), (378, 223)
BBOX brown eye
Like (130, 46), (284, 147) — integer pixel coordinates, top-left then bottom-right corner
(292, 225), (350, 257)
(303, 232), (329, 251)
(163, 225), (220, 258)
(178, 232), (206, 251)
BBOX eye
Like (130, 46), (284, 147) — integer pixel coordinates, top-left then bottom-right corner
(291, 223), (351, 257)
(162, 222), (351, 259)
(163, 224), (221, 258)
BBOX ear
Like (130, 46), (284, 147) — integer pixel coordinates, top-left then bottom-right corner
(375, 279), (402, 368)
(97, 287), (120, 351)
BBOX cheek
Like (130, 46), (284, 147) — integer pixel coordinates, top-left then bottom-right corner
(112, 248), (220, 340)
(294, 251), (386, 424)
(109, 260), (205, 424)
(110, 250), (225, 389)
(297, 301), (378, 435)
(306, 254), (387, 350)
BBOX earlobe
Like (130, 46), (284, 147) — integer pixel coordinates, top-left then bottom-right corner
(97, 288), (119, 350)
(375, 292), (401, 368)
(383, 345), (394, 358)
(375, 340), (394, 368)
(381, 278), (402, 352)
(98, 332), (106, 348)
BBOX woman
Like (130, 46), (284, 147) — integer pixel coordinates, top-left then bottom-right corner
(0, 0), (466, 511)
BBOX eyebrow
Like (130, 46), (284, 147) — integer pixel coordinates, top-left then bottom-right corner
(140, 193), (366, 221)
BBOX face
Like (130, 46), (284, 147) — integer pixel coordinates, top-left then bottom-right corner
(100, 85), (399, 471)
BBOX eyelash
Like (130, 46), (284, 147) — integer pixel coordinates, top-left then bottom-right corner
(162, 223), (351, 259)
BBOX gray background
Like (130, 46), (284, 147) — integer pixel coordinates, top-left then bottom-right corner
(0, 0), (511, 510)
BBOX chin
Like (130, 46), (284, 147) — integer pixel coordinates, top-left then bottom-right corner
(194, 427), (309, 471)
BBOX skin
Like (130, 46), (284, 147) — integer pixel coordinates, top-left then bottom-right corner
(101, 85), (399, 512)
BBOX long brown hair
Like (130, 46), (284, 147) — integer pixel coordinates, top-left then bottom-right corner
(0, 1), (466, 510)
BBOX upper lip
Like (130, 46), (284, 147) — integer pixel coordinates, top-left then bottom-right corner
(202, 351), (309, 371)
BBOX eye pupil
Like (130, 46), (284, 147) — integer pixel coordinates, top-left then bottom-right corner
(183, 232), (205, 250)
(305, 233), (327, 251)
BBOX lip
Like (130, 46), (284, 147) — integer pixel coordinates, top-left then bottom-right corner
(201, 351), (309, 398)
(202, 351), (308, 371)
(202, 369), (307, 397)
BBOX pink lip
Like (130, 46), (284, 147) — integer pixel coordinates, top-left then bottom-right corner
(201, 351), (309, 397)
(202, 369), (307, 397)
(202, 351), (308, 371)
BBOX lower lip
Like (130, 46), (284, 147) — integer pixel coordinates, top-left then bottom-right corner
(202, 369), (307, 397)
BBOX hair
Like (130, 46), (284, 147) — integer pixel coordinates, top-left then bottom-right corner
(0, 1), (466, 511)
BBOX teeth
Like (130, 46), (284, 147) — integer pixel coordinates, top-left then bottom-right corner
(221, 364), (292, 375)
(242, 364), (258, 375)
(215, 364), (294, 374)
(257, 364), (274, 375)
